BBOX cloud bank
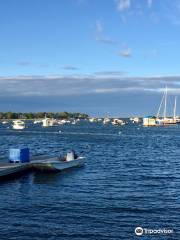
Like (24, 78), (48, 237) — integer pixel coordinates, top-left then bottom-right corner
(0, 74), (180, 97)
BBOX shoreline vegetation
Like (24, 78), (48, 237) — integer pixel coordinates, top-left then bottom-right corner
(0, 112), (89, 120)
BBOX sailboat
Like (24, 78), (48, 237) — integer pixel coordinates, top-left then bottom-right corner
(156, 87), (177, 125)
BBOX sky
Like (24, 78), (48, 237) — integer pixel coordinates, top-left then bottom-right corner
(0, 0), (180, 116)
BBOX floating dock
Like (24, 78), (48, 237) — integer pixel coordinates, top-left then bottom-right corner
(0, 162), (31, 178)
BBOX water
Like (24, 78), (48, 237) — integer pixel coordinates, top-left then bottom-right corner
(0, 122), (179, 239)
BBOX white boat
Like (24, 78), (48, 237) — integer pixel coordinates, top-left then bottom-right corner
(2, 121), (8, 124)
(89, 118), (96, 123)
(143, 86), (178, 126)
(112, 118), (125, 126)
(156, 87), (177, 125)
(130, 117), (140, 123)
(32, 156), (85, 171)
(71, 120), (78, 125)
(12, 120), (25, 130)
(58, 119), (71, 125)
(103, 117), (111, 124)
(42, 117), (58, 127)
(34, 119), (42, 124)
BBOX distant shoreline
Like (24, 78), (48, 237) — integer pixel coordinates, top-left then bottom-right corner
(0, 112), (89, 120)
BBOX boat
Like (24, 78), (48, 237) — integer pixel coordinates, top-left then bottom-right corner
(89, 118), (97, 123)
(0, 148), (85, 179)
(12, 120), (25, 129)
(112, 118), (125, 126)
(156, 87), (177, 125)
(34, 119), (42, 124)
(130, 117), (140, 123)
(2, 121), (8, 124)
(71, 119), (78, 125)
(42, 116), (58, 127)
(58, 119), (71, 125)
(97, 118), (102, 122)
(31, 156), (85, 171)
(143, 86), (178, 126)
(103, 117), (111, 124)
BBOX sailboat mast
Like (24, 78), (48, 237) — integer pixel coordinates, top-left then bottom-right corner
(157, 91), (165, 118)
(173, 96), (177, 119)
(163, 86), (167, 119)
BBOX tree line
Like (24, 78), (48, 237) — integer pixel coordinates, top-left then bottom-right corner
(0, 112), (89, 119)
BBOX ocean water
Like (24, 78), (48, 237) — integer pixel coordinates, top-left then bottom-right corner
(0, 121), (179, 240)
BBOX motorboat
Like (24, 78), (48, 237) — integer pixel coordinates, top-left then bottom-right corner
(34, 119), (42, 124)
(2, 121), (8, 124)
(103, 118), (111, 124)
(42, 117), (58, 127)
(89, 118), (97, 123)
(12, 120), (25, 130)
(112, 118), (125, 126)
(31, 156), (85, 171)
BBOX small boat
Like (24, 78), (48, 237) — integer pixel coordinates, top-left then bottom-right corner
(42, 117), (58, 127)
(71, 120), (77, 125)
(34, 119), (42, 124)
(103, 117), (111, 124)
(130, 117), (140, 123)
(58, 119), (70, 125)
(2, 121), (8, 124)
(89, 118), (97, 123)
(12, 120), (25, 129)
(112, 118), (125, 126)
(32, 156), (85, 171)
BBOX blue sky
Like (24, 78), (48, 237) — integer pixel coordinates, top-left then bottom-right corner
(0, 0), (180, 116)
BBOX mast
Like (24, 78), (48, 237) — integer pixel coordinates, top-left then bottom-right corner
(157, 91), (165, 118)
(173, 96), (177, 119)
(163, 86), (167, 119)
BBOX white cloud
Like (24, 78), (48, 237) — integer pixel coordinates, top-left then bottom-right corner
(116, 0), (131, 11)
(0, 74), (180, 97)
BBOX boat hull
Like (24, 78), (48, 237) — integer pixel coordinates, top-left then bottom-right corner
(32, 157), (85, 172)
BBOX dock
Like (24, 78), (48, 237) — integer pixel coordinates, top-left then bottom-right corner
(0, 154), (85, 179)
(0, 162), (31, 178)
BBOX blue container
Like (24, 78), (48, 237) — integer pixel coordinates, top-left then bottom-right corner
(9, 148), (30, 163)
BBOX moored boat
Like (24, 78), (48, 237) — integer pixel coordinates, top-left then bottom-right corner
(12, 120), (25, 129)
(31, 156), (85, 171)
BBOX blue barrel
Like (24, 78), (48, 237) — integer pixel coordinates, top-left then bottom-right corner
(9, 148), (30, 163)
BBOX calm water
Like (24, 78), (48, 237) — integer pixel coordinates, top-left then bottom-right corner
(0, 121), (180, 240)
